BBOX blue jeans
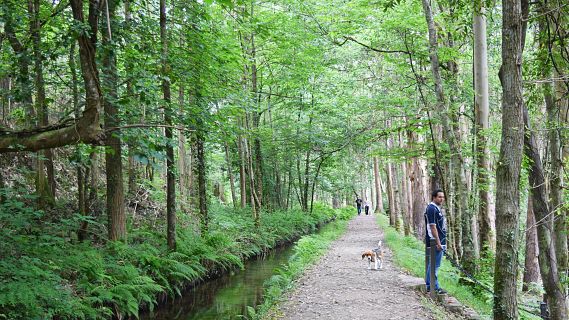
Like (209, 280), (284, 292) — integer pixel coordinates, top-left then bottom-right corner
(425, 248), (443, 290)
(357, 206), (362, 215)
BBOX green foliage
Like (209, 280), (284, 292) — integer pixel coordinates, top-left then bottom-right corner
(0, 194), (334, 319)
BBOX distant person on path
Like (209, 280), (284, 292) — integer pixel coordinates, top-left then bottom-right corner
(364, 199), (371, 215)
(355, 197), (363, 215)
(425, 189), (447, 294)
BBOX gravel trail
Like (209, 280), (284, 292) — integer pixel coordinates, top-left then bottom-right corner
(276, 214), (446, 320)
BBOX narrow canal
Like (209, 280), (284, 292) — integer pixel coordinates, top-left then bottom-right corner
(141, 245), (296, 319)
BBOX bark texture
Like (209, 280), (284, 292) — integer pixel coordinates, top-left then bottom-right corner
(522, 197), (540, 292)
(473, 1), (493, 252)
(160, 0), (176, 250)
(493, 0), (525, 317)
(523, 107), (568, 320)
(102, 0), (126, 242)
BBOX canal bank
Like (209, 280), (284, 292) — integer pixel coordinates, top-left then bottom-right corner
(136, 206), (353, 319)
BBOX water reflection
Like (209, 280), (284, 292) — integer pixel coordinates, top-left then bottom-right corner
(141, 245), (295, 320)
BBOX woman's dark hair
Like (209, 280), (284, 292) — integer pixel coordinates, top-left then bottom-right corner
(431, 189), (444, 199)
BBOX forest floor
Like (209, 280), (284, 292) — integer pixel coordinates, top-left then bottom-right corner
(272, 214), (459, 320)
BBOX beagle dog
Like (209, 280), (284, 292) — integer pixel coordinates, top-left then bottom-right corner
(361, 240), (384, 270)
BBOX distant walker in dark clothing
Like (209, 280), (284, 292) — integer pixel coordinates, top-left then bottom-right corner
(424, 189), (447, 294)
(355, 198), (363, 215)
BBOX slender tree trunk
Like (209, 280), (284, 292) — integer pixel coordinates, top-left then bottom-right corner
(385, 163), (396, 227)
(178, 86), (187, 207)
(373, 157), (384, 214)
(244, 136), (258, 225)
(302, 148), (311, 211)
(474, 0), (493, 253)
(523, 106), (568, 320)
(160, 0), (176, 250)
(30, 0), (56, 204)
(558, 77), (569, 277)
(238, 134), (247, 208)
(421, 0), (476, 274)
(492, 0), (526, 316)
(70, 41), (88, 241)
(124, 0), (137, 197)
(400, 132), (412, 236)
(225, 142), (237, 207)
(102, 0), (126, 242)
(196, 126), (208, 234)
(538, 11), (569, 277)
(522, 197), (540, 292)
(82, 151), (100, 241)
(409, 129), (426, 239)
(286, 161), (293, 209)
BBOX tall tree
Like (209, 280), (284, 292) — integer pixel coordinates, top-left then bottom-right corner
(30, 0), (56, 206)
(493, 0), (525, 317)
(160, 0), (176, 250)
(420, 0), (476, 273)
(102, 0), (126, 242)
(523, 106), (568, 319)
(473, 0), (493, 253)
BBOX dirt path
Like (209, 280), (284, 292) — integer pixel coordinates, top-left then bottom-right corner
(275, 214), (448, 320)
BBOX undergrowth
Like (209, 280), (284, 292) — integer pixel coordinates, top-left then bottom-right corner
(0, 188), (336, 320)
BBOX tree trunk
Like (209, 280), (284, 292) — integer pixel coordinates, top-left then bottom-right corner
(409, 129), (426, 240)
(421, 0), (476, 274)
(400, 132), (412, 236)
(30, 0), (56, 205)
(385, 163), (396, 227)
(238, 135), (247, 208)
(70, 40), (88, 241)
(102, 0), (126, 242)
(160, 0), (176, 250)
(124, 0), (137, 198)
(244, 136), (258, 225)
(557, 72), (569, 276)
(473, 0), (493, 253)
(224, 142), (237, 207)
(178, 87), (188, 207)
(492, 0), (526, 316)
(196, 127), (208, 235)
(538, 10), (569, 277)
(522, 197), (540, 292)
(373, 157), (384, 214)
(523, 106), (568, 320)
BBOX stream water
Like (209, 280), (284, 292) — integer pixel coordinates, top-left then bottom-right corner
(140, 245), (296, 319)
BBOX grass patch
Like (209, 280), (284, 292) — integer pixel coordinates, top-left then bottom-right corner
(250, 207), (355, 319)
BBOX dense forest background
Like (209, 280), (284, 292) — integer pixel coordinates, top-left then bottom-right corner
(0, 0), (567, 319)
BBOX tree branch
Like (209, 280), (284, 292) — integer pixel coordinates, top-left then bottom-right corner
(337, 36), (411, 54)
